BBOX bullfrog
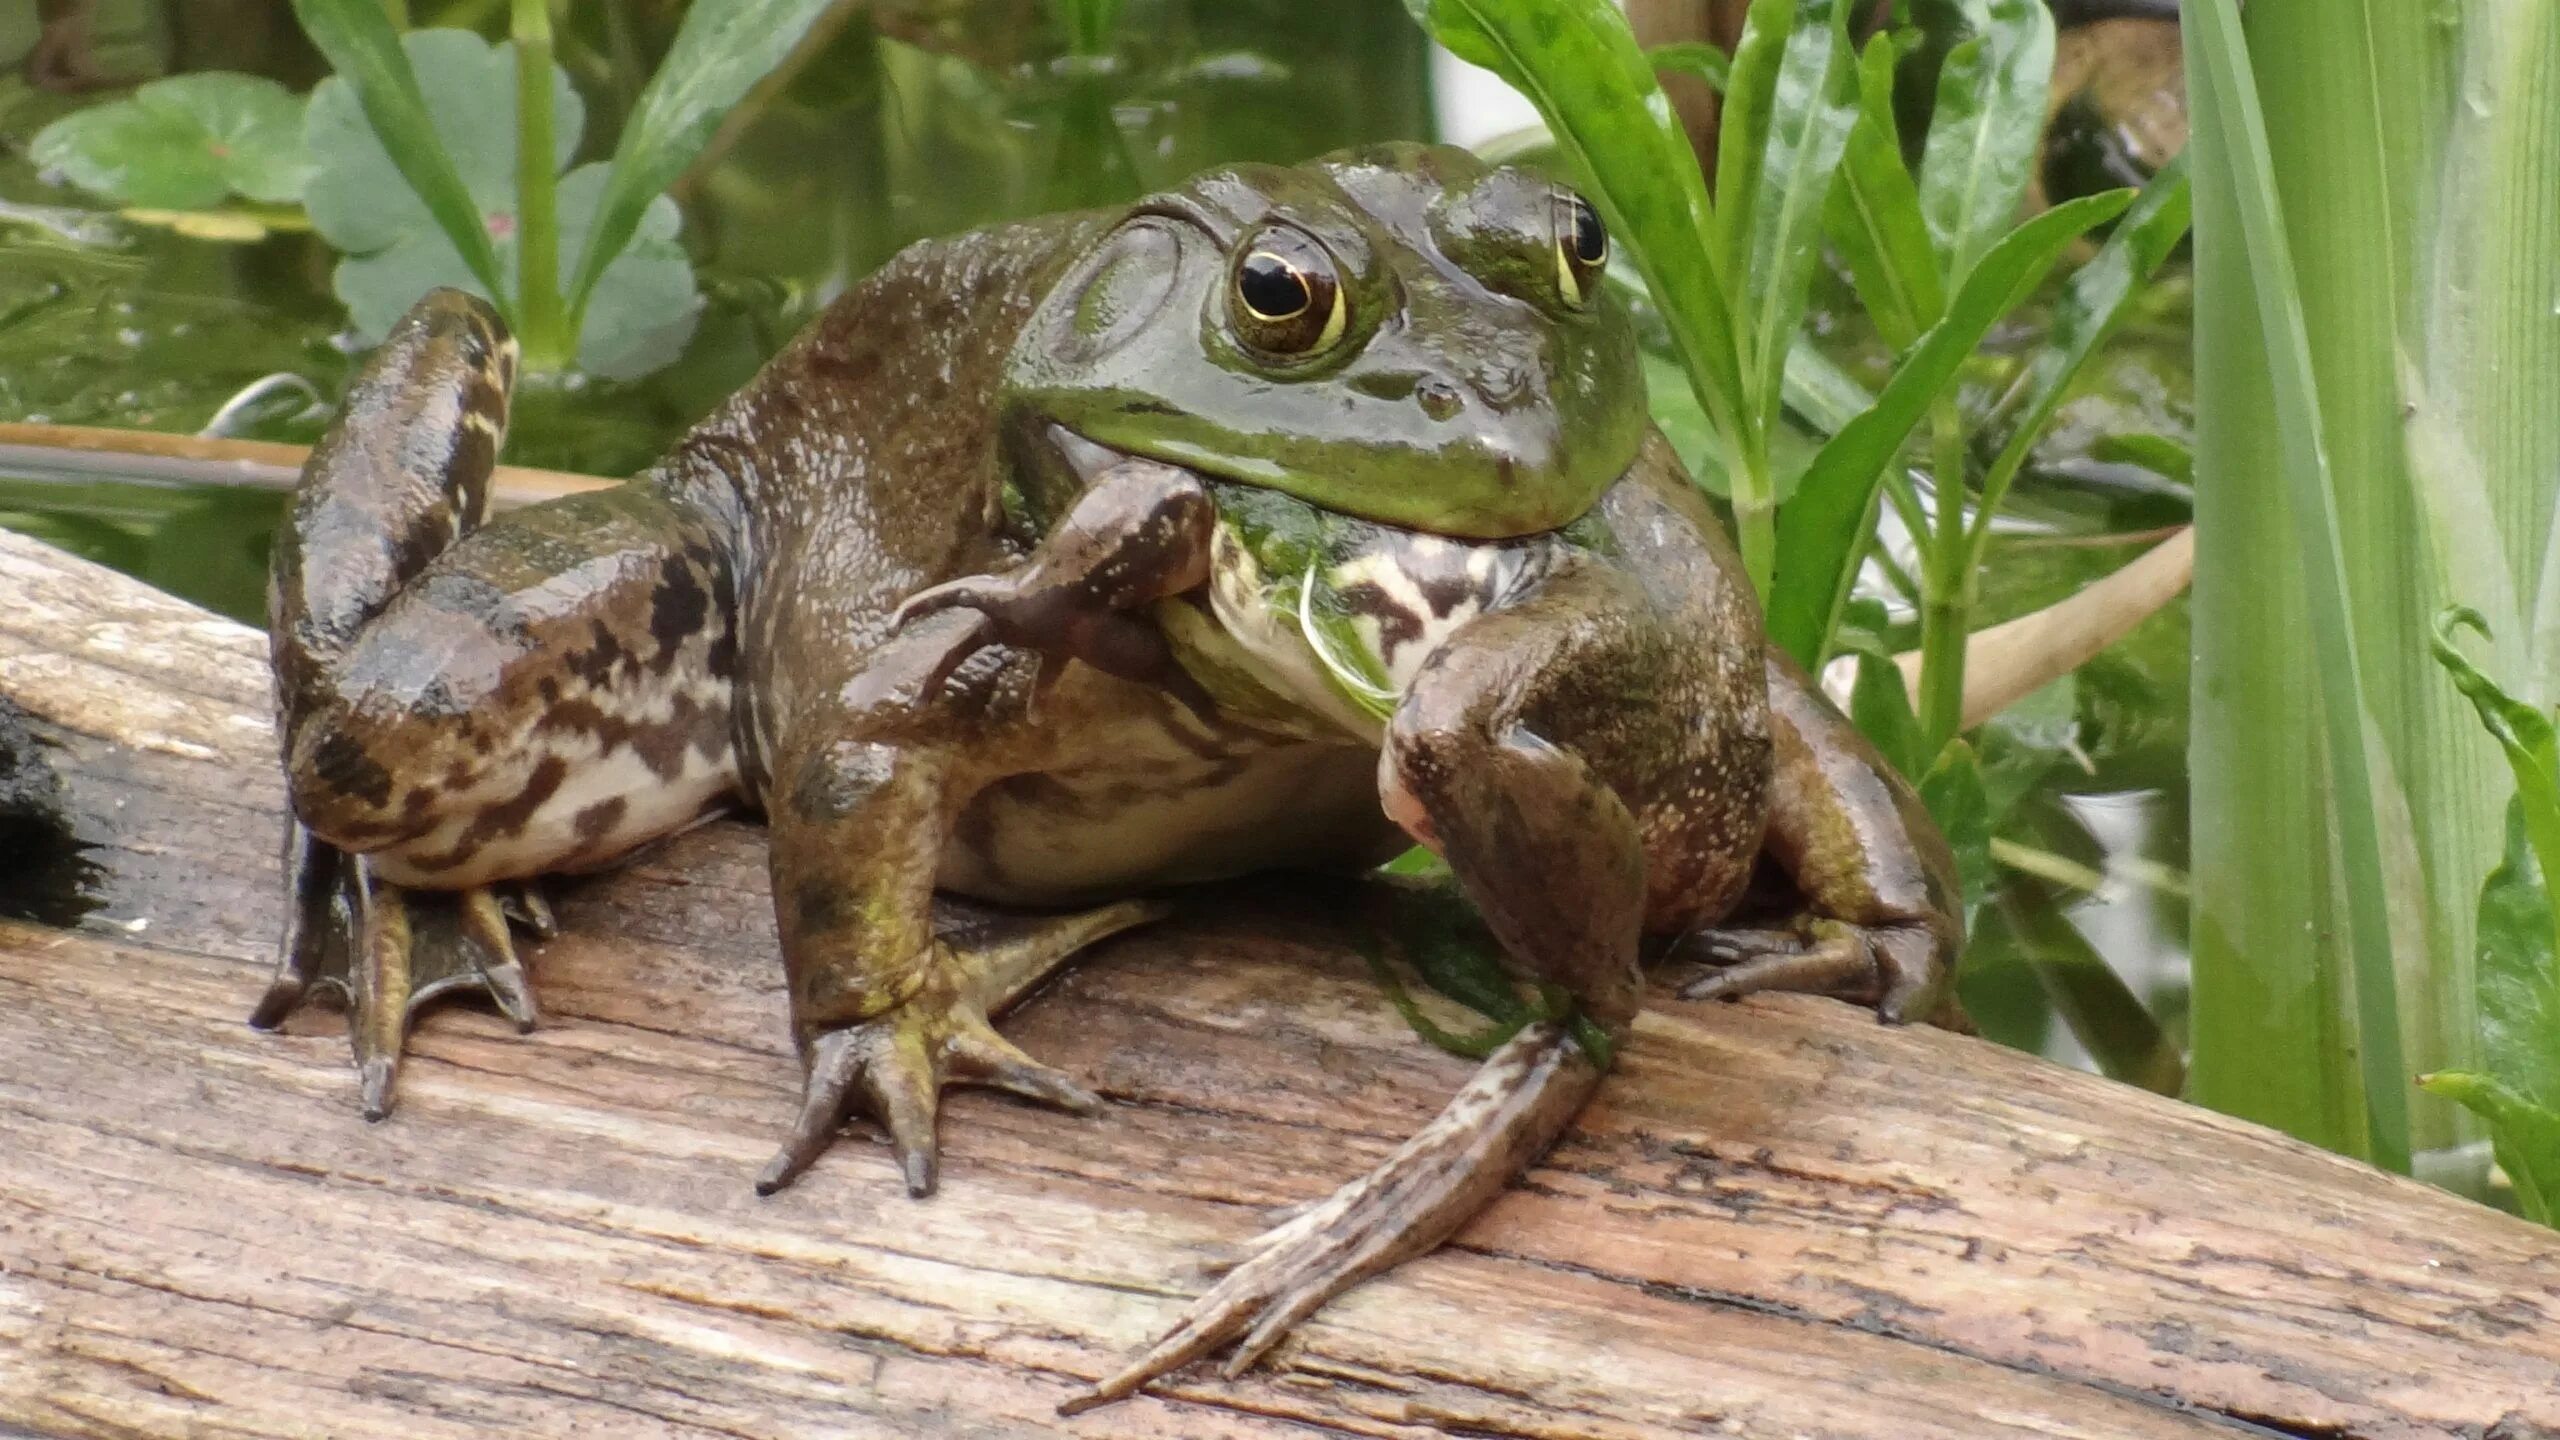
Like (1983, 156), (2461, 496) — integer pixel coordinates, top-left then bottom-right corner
(256, 142), (1961, 1409)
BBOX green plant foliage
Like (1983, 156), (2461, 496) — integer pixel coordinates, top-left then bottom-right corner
(1918, 737), (1994, 914)
(1915, 0), (2053, 280)
(1825, 33), (1941, 350)
(291, 0), (507, 302)
(30, 74), (311, 210)
(563, 0), (838, 332)
(1401, 0), (1746, 510)
(2412, 609), (2560, 1225)
(1644, 41), (1730, 92)
(1767, 189), (2131, 665)
(305, 30), (698, 381)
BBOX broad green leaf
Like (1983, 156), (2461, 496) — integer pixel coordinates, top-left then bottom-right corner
(1823, 34), (1945, 350)
(1713, 0), (1794, 292)
(1915, 0), (2053, 282)
(1645, 40), (1729, 93)
(2419, 1070), (2560, 1226)
(2433, 608), (2560, 934)
(291, 0), (507, 303)
(1767, 189), (2132, 664)
(31, 73), (312, 209)
(1741, 0), (1856, 424)
(566, 0), (837, 326)
(1969, 154), (2191, 555)
(308, 33), (694, 381)
(1404, 0), (1748, 451)
(2472, 801), (2560, 1119)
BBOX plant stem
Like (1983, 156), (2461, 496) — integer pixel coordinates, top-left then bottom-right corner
(1916, 398), (1971, 751)
(1732, 429), (1776, 597)
(511, 0), (569, 371)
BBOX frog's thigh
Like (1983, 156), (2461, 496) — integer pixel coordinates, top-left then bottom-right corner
(285, 488), (740, 890)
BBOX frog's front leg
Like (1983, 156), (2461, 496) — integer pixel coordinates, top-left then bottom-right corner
(891, 458), (1216, 713)
(752, 617), (1162, 1198)
(1674, 650), (1963, 1024)
(1071, 562), (1663, 1410)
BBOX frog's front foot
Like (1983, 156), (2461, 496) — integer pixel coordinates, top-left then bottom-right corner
(1671, 917), (1952, 1026)
(756, 900), (1164, 1198)
(889, 459), (1216, 713)
(1064, 1022), (1603, 1414)
(250, 825), (547, 1119)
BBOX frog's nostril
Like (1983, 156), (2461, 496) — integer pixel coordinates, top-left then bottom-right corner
(1416, 379), (1463, 422)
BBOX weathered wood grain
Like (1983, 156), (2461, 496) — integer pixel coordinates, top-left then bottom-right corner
(2, 526), (2556, 1439)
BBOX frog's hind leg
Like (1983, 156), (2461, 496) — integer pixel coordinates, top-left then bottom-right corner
(1673, 651), (1964, 1026)
(259, 287), (741, 1117)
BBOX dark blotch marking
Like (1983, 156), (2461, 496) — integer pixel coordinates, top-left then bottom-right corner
(649, 556), (710, 660)
(573, 796), (628, 843)
(1337, 580), (1423, 651)
(307, 731), (394, 810)
(411, 754), (568, 871)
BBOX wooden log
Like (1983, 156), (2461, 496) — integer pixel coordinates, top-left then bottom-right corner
(1, 525), (2555, 1439)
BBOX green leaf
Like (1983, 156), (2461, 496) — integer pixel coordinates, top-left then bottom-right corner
(1915, 0), (2054, 282)
(2419, 1070), (2560, 1227)
(1767, 189), (2133, 665)
(30, 73), (312, 209)
(2091, 431), (2194, 485)
(307, 32), (695, 381)
(1823, 33), (1944, 350)
(2433, 608), (2560, 904)
(1404, 0), (1749, 468)
(1975, 155), (2192, 525)
(565, 0), (837, 327)
(1919, 737), (1994, 911)
(2183, 0), (2409, 1174)
(291, 0), (508, 303)
(1740, 0), (1857, 424)
(1645, 40), (1729, 93)
(1713, 0), (1793, 294)
(1849, 647), (1925, 780)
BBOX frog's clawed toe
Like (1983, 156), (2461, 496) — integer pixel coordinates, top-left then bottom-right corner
(252, 827), (551, 1120)
(757, 963), (1102, 1200)
(1672, 918), (1950, 1025)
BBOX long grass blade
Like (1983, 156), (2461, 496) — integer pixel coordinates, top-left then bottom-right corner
(2184, 0), (2410, 1173)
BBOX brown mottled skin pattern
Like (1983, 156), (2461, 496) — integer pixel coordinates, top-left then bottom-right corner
(258, 146), (1961, 1411)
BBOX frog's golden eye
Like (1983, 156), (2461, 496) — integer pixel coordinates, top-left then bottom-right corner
(1554, 192), (1607, 309)
(1229, 227), (1348, 358)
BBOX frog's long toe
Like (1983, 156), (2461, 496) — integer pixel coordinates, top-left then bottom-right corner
(756, 899), (1161, 1199)
(1672, 918), (1947, 1024)
(1063, 1023), (1602, 1415)
(252, 827), (551, 1119)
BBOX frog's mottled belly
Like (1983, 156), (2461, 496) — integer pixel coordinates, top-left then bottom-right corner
(936, 701), (1395, 905)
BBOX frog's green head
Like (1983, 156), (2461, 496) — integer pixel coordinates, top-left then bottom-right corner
(1003, 143), (1644, 540)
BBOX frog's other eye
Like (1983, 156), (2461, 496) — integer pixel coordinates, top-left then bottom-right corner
(1553, 192), (1607, 309)
(1229, 227), (1348, 358)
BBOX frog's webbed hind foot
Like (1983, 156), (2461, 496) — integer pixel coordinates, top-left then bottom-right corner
(251, 825), (549, 1118)
(755, 898), (1167, 1199)
(1671, 917), (1958, 1027)
(1063, 1022), (1603, 1415)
